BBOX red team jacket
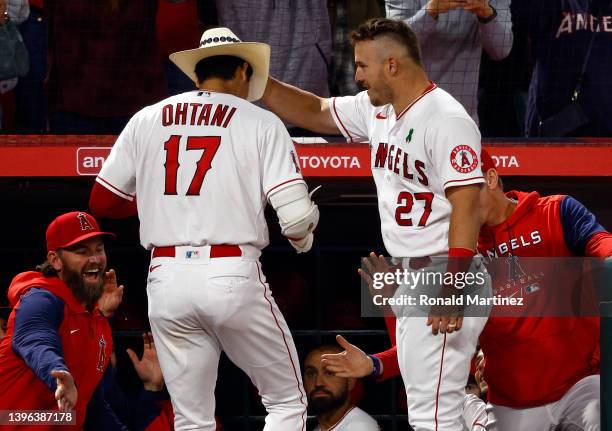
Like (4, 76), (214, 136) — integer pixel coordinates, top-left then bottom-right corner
(373, 190), (611, 408)
(478, 190), (608, 407)
(0, 272), (112, 430)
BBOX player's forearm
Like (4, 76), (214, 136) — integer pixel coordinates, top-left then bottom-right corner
(480, 1), (513, 61)
(447, 185), (481, 251)
(262, 78), (339, 135)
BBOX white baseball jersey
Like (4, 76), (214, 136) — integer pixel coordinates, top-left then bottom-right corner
(462, 394), (491, 430)
(329, 84), (484, 257)
(313, 406), (380, 431)
(97, 90), (304, 250)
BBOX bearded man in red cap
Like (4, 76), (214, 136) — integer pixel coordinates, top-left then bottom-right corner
(0, 211), (126, 430)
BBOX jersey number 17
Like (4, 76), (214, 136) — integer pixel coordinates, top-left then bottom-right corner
(163, 135), (221, 196)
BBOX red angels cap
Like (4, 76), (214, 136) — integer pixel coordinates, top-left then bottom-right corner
(481, 148), (496, 173)
(46, 211), (115, 252)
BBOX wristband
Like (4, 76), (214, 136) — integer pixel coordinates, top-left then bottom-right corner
(369, 355), (382, 378)
(448, 247), (476, 258)
(478, 5), (497, 24)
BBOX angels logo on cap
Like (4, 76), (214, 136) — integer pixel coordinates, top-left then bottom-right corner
(46, 211), (115, 252)
(450, 145), (479, 174)
(77, 212), (95, 231)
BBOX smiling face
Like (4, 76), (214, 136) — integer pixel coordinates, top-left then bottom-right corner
(303, 347), (353, 416)
(49, 236), (107, 308)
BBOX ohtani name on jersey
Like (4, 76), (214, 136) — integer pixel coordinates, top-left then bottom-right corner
(373, 142), (429, 186)
(161, 103), (237, 128)
(485, 231), (542, 258)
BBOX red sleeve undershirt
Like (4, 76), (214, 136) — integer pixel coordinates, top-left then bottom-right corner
(373, 316), (401, 380)
(89, 181), (138, 219)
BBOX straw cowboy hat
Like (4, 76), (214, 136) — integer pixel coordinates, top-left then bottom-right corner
(169, 27), (271, 102)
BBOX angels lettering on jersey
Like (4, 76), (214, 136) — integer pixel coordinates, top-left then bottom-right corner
(481, 231), (545, 299)
(372, 139), (429, 186)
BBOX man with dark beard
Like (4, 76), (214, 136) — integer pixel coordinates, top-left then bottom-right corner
(0, 211), (127, 430)
(304, 345), (379, 431)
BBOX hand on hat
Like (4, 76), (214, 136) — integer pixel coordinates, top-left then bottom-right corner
(98, 269), (124, 317)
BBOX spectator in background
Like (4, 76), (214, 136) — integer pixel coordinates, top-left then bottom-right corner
(328, 0), (383, 96)
(385, 0), (513, 124)
(215, 0), (332, 134)
(0, 211), (127, 429)
(514, 0), (612, 137)
(304, 345), (380, 431)
(0, 0), (29, 130)
(156, 0), (201, 96)
(477, 0), (531, 138)
(15, 0), (48, 132)
(46, 0), (167, 134)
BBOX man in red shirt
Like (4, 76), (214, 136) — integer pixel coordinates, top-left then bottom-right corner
(322, 151), (611, 430)
(0, 211), (126, 430)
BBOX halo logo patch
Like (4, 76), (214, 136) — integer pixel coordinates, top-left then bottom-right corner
(450, 145), (479, 173)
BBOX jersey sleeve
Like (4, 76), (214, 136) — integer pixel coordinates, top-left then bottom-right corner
(96, 116), (138, 201)
(559, 196), (606, 255)
(429, 116), (485, 190)
(12, 288), (67, 392)
(328, 91), (372, 143)
(260, 119), (307, 199)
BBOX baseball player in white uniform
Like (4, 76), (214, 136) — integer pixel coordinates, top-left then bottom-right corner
(262, 18), (489, 431)
(304, 345), (380, 431)
(313, 407), (380, 431)
(90, 28), (319, 431)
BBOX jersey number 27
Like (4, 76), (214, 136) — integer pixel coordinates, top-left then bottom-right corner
(163, 135), (221, 196)
(395, 191), (433, 227)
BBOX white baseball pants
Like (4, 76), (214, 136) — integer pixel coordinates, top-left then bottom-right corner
(397, 315), (489, 431)
(488, 375), (600, 431)
(147, 246), (307, 431)
(394, 257), (491, 431)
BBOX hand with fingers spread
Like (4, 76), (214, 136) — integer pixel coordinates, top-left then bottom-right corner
(321, 335), (375, 378)
(51, 369), (77, 412)
(358, 252), (397, 315)
(127, 332), (164, 392)
(98, 269), (124, 317)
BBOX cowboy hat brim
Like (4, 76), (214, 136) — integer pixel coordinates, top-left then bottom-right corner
(169, 42), (271, 102)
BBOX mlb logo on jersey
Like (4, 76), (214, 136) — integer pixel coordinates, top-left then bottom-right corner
(186, 250), (201, 259)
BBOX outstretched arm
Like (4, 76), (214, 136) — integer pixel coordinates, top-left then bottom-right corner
(262, 78), (340, 135)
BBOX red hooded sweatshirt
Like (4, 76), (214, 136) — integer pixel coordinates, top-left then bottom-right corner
(477, 191), (608, 407)
(0, 272), (112, 430)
